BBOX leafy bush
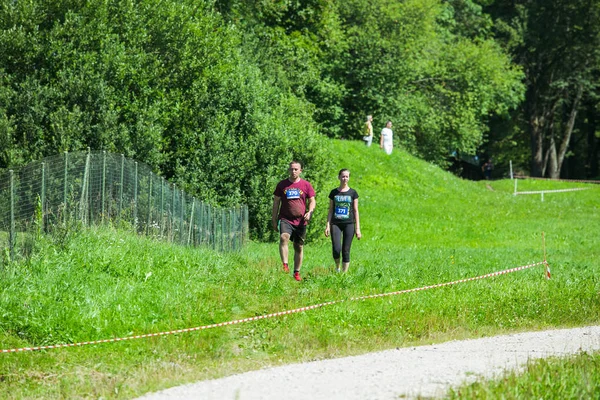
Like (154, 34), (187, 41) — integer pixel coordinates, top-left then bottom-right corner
(0, 0), (329, 238)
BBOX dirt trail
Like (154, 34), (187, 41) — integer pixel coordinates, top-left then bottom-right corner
(137, 326), (600, 400)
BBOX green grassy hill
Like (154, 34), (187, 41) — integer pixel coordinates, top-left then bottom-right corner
(1, 140), (599, 398)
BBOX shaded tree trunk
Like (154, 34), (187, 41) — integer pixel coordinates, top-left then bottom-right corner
(530, 91), (559, 177)
(530, 115), (544, 176)
(528, 87), (545, 177)
(586, 102), (599, 178)
(495, 1), (600, 180)
(534, 86), (583, 179)
(552, 85), (584, 178)
(542, 104), (557, 177)
(544, 135), (558, 178)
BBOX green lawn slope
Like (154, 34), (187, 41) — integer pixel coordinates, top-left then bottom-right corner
(0, 140), (599, 398)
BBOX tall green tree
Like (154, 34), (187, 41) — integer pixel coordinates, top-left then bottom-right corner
(337, 0), (524, 165)
(214, 0), (349, 137)
(485, 0), (600, 178)
(217, 0), (524, 166)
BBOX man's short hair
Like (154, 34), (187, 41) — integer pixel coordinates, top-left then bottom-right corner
(290, 160), (302, 169)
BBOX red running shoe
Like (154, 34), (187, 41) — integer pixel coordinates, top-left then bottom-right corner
(293, 271), (302, 281)
(283, 263), (290, 273)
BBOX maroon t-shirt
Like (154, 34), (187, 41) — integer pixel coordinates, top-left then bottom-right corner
(274, 178), (316, 226)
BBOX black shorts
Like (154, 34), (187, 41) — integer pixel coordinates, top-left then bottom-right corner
(279, 219), (307, 245)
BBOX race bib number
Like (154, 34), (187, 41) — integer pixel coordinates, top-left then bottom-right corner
(335, 206), (349, 219)
(286, 188), (301, 199)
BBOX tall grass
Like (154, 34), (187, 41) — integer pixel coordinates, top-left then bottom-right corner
(447, 352), (600, 399)
(0, 140), (598, 398)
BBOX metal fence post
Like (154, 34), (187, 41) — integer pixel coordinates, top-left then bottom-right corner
(221, 208), (225, 252)
(102, 151), (106, 223)
(41, 162), (46, 232)
(63, 151), (68, 225)
(244, 205), (249, 245)
(170, 184), (175, 242)
(88, 152), (93, 225)
(229, 209), (234, 251)
(180, 189), (185, 244)
(79, 151), (91, 225)
(133, 162), (138, 232)
(237, 207), (242, 250)
(199, 202), (204, 244)
(9, 170), (15, 262)
(194, 200), (200, 246)
(119, 154), (124, 222)
(187, 197), (195, 245)
(146, 176), (152, 236)
(234, 207), (239, 250)
(208, 207), (212, 248)
(160, 177), (164, 237)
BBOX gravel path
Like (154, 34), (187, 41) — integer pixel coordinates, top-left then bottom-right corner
(137, 326), (600, 400)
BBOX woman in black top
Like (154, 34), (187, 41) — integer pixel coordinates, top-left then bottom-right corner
(325, 169), (361, 272)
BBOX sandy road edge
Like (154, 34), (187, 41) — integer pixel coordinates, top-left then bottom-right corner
(136, 326), (600, 400)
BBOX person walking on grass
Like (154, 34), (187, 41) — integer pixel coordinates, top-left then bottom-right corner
(380, 120), (393, 155)
(325, 169), (361, 273)
(272, 161), (316, 281)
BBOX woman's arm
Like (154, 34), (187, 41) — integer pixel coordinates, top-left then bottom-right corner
(353, 198), (361, 239)
(325, 199), (334, 237)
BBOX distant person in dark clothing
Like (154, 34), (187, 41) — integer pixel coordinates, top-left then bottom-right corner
(482, 158), (493, 180)
(324, 169), (361, 273)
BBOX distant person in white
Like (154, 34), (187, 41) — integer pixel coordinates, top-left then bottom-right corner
(380, 120), (393, 155)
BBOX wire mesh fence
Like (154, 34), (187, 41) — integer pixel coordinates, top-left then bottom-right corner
(0, 151), (249, 261)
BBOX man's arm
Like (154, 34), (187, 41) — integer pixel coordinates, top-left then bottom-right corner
(304, 196), (316, 222)
(272, 196), (281, 231)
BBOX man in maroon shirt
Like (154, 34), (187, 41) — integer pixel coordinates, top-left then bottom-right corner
(272, 161), (316, 281)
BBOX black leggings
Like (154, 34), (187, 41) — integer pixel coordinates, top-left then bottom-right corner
(331, 223), (355, 263)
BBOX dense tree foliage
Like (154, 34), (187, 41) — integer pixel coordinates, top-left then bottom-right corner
(0, 0), (329, 239)
(216, 0), (524, 166)
(482, 0), (600, 178)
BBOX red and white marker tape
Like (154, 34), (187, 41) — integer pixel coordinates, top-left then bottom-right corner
(514, 175), (600, 184)
(1, 261), (549, 354)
